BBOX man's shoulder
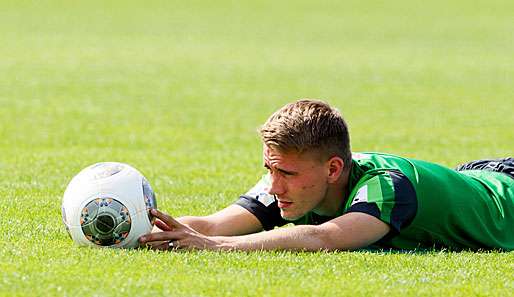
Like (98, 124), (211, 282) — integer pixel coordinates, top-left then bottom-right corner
(347, 171), (412, 205)
(349, 152), (417, 190)
(344, 169), (418, 235)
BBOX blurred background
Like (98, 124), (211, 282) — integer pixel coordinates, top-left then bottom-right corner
(1, 0), (513, 212)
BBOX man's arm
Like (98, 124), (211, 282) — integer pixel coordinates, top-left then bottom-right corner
(141, 209), (390, 251)
(158, 205), (263, 236)
(216, 212), (390, 251)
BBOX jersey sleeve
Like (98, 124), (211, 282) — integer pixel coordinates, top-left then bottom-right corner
(234, 174), (288, 230)
(344, 170), (418, 235)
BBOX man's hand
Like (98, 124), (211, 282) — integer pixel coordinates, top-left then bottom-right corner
(139, 209), (225, 251)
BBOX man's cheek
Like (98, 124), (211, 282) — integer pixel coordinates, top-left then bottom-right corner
(301, 183), (317, 190)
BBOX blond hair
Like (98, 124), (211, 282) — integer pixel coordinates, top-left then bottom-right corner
(260, 99), (352, 168)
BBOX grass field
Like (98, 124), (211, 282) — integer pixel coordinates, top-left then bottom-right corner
(1, 0), (513, 296)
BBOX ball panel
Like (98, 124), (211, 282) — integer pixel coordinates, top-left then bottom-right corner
(142, 177), (157, 223)
(80, 198), (132, 247)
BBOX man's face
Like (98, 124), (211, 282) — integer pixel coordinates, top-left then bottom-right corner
(263, 145), (330, 220)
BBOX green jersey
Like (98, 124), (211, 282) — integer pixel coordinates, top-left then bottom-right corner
(236, 153), (514, 250)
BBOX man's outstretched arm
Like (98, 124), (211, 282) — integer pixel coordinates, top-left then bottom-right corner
(162, 205), (263, 236)
(218, 212), (389, 251)
(141, 209), (390, 251)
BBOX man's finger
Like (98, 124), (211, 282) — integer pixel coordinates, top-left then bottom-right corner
(158, 240), (187, 251)
(139, 230), (183, 244)
(155, 219), (172, 231)
(153, 241), (171, 251)
(141, 240), (167, 250)
(151, 209), (183, 229)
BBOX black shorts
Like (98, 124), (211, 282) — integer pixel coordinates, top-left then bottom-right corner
(455, 157), (514, 179)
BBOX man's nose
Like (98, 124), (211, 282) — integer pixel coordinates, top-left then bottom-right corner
(268, 174), (286, 196)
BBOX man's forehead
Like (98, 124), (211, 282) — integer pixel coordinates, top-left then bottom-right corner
(263, 144), (289, 159)
(262, 144), (319, 163)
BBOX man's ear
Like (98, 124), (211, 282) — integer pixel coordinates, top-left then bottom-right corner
(327, 156), (345, 183)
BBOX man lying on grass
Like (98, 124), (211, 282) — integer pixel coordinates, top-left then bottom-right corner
(139, 99), (514, 251)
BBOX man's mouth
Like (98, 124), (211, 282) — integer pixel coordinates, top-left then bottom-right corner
(277, 200), (293, 209)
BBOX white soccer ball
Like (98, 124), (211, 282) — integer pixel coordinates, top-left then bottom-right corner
(61, 162), (157, 248)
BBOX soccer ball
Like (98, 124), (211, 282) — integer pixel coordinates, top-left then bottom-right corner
(61, 162), (157, 248)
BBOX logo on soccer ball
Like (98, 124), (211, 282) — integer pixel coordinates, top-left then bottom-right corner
(89, 163), (125, 181)
(80, 198), (132, 246)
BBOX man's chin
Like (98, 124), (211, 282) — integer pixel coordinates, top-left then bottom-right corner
(280, 209), (304, 221)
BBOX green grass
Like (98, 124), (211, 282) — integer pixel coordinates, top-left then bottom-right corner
(1, 0), (513, 296)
